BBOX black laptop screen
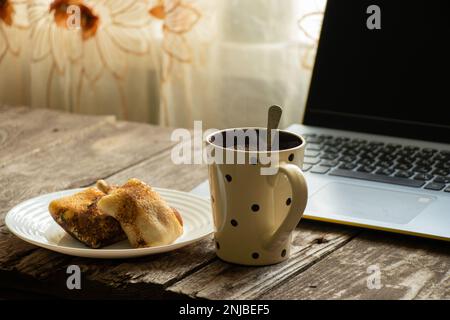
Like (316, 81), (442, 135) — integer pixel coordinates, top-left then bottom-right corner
(304, 0), (450, 143)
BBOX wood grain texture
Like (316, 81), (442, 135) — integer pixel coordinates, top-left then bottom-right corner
(260, 230), (450, 300)
(167, 220), (359, 299)
(103, 139), (207, 192)
(0, 106), (113, 165)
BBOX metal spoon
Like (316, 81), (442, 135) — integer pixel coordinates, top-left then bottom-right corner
(267, 105), (283, 151)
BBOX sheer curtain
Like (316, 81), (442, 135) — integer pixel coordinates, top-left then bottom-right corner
(0, 0), (326, 128)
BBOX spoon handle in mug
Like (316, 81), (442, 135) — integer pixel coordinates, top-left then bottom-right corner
(267, 105), (282, 150)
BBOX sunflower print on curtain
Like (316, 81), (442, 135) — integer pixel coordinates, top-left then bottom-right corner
(27, 0), (161, 122)
(0, 0), (29, 105)
(1, 0), (326, 128)
(149, 0), (202, 125)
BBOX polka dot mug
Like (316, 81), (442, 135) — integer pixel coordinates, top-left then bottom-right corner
(206, 128), (308, 266)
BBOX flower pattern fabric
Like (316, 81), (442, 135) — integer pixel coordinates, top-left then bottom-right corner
(28, 0), (156, 117)
(0, 0), (28, 63)
(0, 0), (326, 127)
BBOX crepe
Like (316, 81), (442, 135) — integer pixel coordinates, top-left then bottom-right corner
(97, 178), (183, 248)
(48, 186), (126, 248)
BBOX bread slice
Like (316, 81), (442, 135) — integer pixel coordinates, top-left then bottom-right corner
(97, 178), (183, 248)
(49, 187), (126, 248)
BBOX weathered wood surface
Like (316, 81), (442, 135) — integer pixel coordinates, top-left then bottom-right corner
(0, 106), (113, 165)
(168, 221), (359, 300)
(0, 106), (449, 299)
(260, 231), (450, 300)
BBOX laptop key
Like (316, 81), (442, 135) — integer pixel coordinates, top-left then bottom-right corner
(339, 155), (357, 163)
(386, 143), (402, 149)
(397, 149), (415, 157)
(342, 149), (359, 156)
(339, 163), (357, 170)
(416, 159), (434, 167)
(324, 140), (341, 148)
(433, 168), (449, 176)
(415, 151), (431, 159)
(414, 173), (434, 181)
(324, 147), (340, 154)
(304, 156), (321, 165)
(357, 165), (376, 173)
(397, 157), (415, 165)
(302, 164), (312, 172)
(445, 186), (450, 193)
(321, 160), (339, 167)
(413, 166), (432, 174)
(433, 176), (450, 184)
(306, 137), (324, 144)
(424, 182), (446, 191)
(305, 150), (320, 157)
(306, 143), (323, 151)
(310, 165), (330, 174)
(343, 142), (361, 150)
(395, 163), (412, 171)
(378, 154), (396, 162)
(329, 169), (426, 188)
(334, 137), (349, 143)
(360, 145), (377, 153)
(434, 161), (446, 169)
(434, 155), (450, 163)
(375, 168), (394, 176)
(368, 141), (384, 147)
(375, 161), (393, 168)
(404, 145), (419, 152)
(321, 153), (339, 160)
(357, 158), (373, 166)
(359, 152), (377, 160)
(394, 170), (414, 178)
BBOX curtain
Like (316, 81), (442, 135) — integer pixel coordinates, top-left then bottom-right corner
(0, 0), (326, 128)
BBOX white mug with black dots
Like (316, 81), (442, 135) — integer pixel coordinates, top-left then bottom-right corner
(206, 128), (308, 266)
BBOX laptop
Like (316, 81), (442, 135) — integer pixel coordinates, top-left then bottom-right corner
(192, 0), (450, 241)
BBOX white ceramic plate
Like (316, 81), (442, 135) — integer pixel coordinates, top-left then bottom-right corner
(5, 187), (213, 259)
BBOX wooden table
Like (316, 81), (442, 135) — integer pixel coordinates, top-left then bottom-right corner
(0, 106), (449, 300)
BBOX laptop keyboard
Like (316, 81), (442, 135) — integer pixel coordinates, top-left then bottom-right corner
(302, 134), (450, 192)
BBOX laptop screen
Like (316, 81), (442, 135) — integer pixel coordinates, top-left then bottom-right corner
(304, 0), (450, 143)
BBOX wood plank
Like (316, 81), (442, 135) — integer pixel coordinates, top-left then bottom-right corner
(0, 105), (36, 119)
(0, 106), (113, 165)
(0, 105), (34, 120)
(259, 230), (450, 300)
(167, 220), (359, 299)
(102, 141), (207, 192)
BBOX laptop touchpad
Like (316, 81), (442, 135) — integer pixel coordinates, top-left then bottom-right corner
(308, 182), (436, 225)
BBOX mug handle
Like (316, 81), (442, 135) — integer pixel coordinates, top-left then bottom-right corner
(264, 163), (308, 250)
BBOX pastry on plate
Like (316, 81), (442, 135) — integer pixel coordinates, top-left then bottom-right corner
(48, 185), (126, 248)
(97, 178), (184, 248)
